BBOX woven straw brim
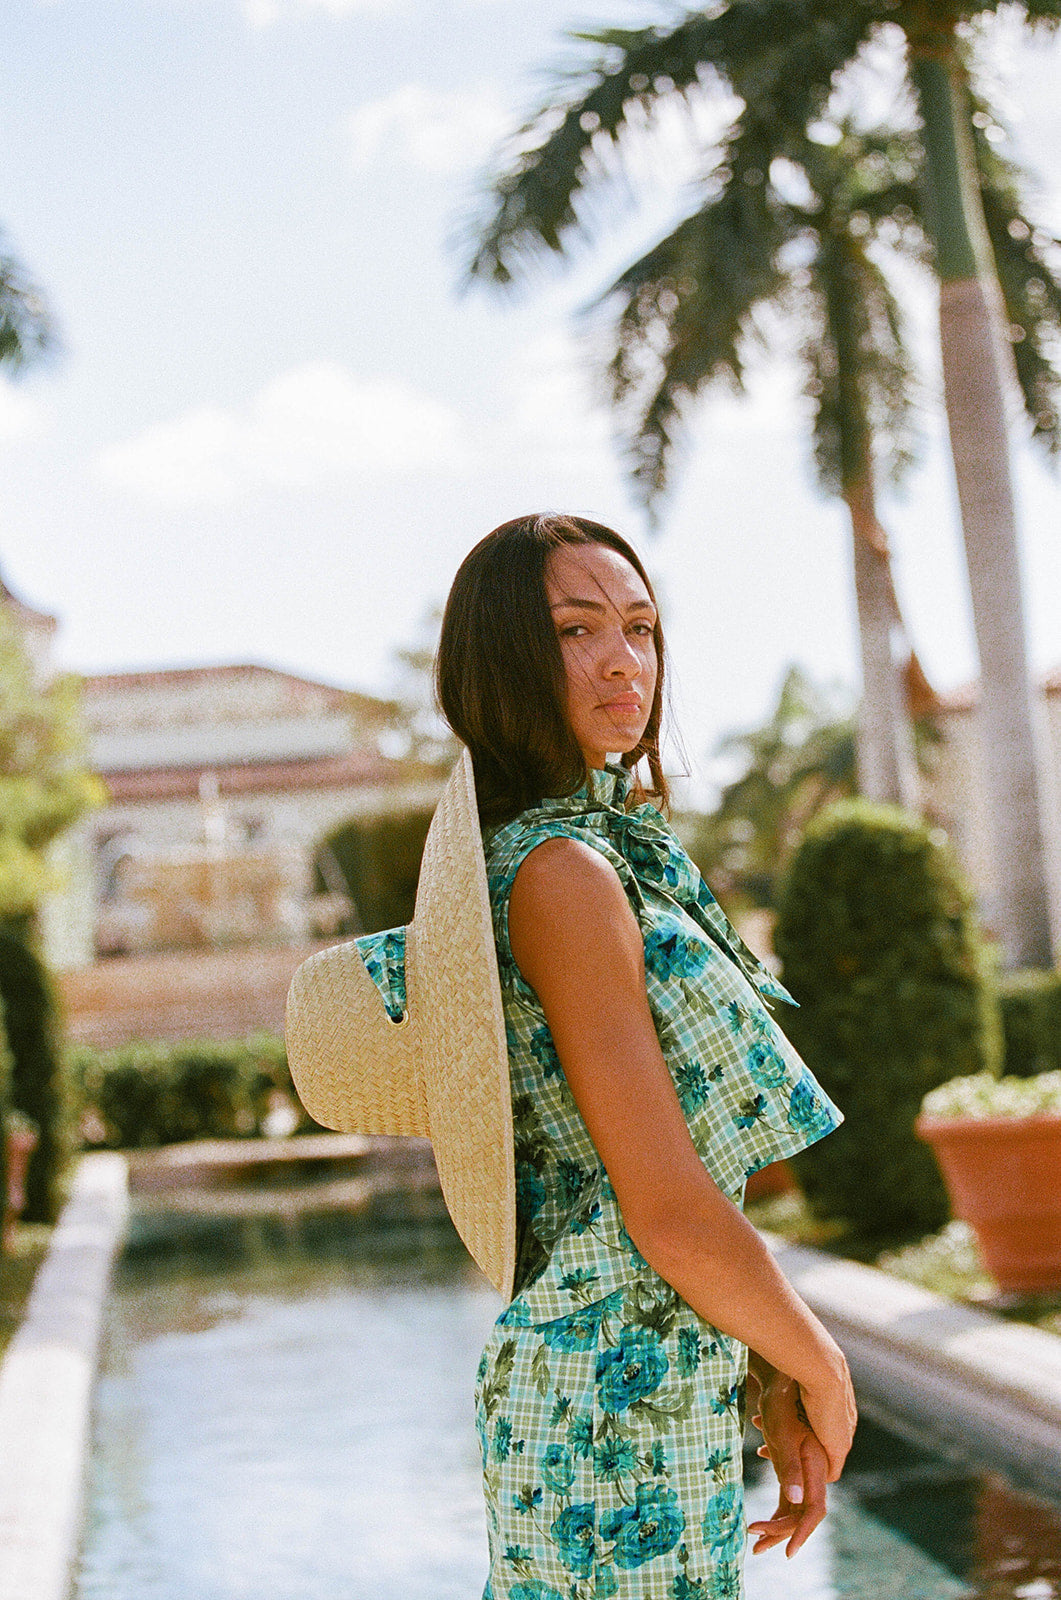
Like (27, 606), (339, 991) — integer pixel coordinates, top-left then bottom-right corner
(285, 749), (515, 1298)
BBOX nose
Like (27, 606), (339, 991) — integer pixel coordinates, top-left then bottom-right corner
(602, 626), (642, 679)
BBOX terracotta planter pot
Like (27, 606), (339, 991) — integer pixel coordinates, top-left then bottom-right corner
(916, 1111), (1061, 1293)
(3, 1121), (39, 1252)
(744, 1159), (797, 1204)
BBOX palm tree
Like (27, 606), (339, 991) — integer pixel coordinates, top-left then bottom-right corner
(464, 1), (1061, 968)
(685, 664), (857, 912)
(597, 118), (929, 809)
(0, 237), (52, 371)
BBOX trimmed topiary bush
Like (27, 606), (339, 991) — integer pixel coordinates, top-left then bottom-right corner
(317, 807), (433, 935)
(71, 1032), (320, 1149)
(997, 969), (1061, 1079)
(773, 800), (1000, 1244)
(0, 1003), (12, 1241)
(0, 933), (71, 1223)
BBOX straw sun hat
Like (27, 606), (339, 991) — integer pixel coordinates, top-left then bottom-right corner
(285, 746), (515, 1298)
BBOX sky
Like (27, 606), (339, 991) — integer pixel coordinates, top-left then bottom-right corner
(2, 0), (1061, 800)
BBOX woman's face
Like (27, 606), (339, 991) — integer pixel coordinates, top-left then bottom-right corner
(544, 541), (658, 770)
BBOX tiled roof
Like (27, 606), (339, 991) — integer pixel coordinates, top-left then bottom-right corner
(81, 661), (392, 715)
(934, 666), (1061, 715)
(102, 750), (403, 802)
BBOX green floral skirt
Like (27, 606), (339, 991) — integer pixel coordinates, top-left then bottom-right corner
(475, 1276), (748, 1600)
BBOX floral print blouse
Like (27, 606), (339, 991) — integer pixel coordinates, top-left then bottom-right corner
(472, 764), (841, 1600)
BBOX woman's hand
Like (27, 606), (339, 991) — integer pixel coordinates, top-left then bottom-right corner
(793, 1346), (858, 1482)
(747, 1369), (832, 1558)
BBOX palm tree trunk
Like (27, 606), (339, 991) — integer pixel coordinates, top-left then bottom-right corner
(845, 471), (920, 810)
(910, 46), (1055, 968)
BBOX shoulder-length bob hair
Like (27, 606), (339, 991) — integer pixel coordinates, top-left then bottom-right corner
(436, 513), (669, 826)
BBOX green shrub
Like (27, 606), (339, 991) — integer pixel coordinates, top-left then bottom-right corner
(317, 807), (433, 934)
(0, 1004), (12, 1239)
(0, 934), (71, 1223)
(773, 800), (1000, 1244)
(997, 969), (1061, 1078)
(71, 1032), (321, 1149)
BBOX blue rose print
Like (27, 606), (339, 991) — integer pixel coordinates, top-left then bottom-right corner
(568, 1411), (594, 1458)
(540, 1442), (575, 1494)
(476, 773), (843, 1600)
(555, 1158), (594, 1210)
(676, 1326), (701, 1377)
(788, 1071), (830, 1135)
(356, 927), (407, 1020)
(540, 1298), (613, 1353)
(568, 1200), (601, 1235)
(746, 1037), (790, 1090)
(516, 1161), (546, 1219)
(600, 1481), (686, 1569)
(608, 819), (679, 886)
(674, 1060), (710, 1115)
(493, 1417), (513, 1461)
(550, 1502), (596, 1578)
(702, 1483), (744, 1556)
(596, 1327), (669, 1413)
(592, 1436), (637, 1483)
(530, 1025), (563, 1080)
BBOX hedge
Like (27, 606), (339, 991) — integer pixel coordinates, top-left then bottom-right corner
(317, 807), (433, 935)
(0, 934), (71, 1223)
(773, 800), (1000, 1243)
(997, 968), (1061, 1078)
(71, 1032), (322, 1150)
(0, 1002), (12, 1238)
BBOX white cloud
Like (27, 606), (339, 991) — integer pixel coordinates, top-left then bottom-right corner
(241, 0), (397, 26)
(344, 84), (509, 175)
(95, 361), (470, 505)
(0, 379), (45, 446)
(241, 0), (499, 24)
(490, 331), (617, 476)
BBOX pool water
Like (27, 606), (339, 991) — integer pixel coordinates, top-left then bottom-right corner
(78, 1210), (1061, 1600)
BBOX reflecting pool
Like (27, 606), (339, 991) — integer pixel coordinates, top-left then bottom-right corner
(78, 1209), (1061, 1600)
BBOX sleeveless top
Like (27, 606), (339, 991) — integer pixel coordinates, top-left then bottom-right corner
(482, 763), (842, 1323)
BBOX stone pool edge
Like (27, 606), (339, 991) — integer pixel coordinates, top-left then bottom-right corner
(0, 1152), (129, 1600)
(3, 1171), (1061, 1599)
(767, 1232), (1061, 1500)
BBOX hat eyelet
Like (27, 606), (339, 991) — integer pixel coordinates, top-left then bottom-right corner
(388, 1009), (410, 1027)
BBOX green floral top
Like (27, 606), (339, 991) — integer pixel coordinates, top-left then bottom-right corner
(471, 765), (841, 1600)
(483, 763), (841, 1319)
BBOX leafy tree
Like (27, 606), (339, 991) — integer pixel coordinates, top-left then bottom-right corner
(0, 607), (102, 934)
(684, 665), (856, 913)
(464, 0), (1061, 968)
(0, 235), (52, 371)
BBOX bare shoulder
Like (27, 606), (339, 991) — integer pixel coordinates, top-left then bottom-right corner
(509, 835), (642, 991)
(512, 833), (623, 898)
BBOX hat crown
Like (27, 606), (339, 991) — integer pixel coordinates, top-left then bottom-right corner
(286, 746), (515, 1297)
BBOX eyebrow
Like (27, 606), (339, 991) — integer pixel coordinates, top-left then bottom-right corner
(549, 596), (657, 615)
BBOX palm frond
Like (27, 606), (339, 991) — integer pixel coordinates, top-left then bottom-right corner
(970, 117), (1061, 454)
(589, 127), (794, 507)
(461, 1), (874, 287)
(0, 248), (53, 371)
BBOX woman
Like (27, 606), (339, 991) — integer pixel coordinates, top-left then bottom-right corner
(436, 513), (856, 1600)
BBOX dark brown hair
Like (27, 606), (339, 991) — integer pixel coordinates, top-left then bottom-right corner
(436, 513), (670, 825)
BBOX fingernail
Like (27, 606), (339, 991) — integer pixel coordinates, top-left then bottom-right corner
(787, 1484), (804, 1504)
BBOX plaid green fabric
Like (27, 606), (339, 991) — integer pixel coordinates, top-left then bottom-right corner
(474, 766), (841, 1600)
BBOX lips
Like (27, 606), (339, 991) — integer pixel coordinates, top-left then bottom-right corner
(601, 695), (642, 713)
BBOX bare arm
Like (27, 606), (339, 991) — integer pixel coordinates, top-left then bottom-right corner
(508, 835), (856, 1486)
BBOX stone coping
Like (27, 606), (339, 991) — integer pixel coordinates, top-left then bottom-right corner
(767, 1234), (1061, 1499)
(2, 1165), (1061, 1600)
(0, 1153), (129, 1600)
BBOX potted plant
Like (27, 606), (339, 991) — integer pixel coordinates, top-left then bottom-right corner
(916, 1070), (1061, 1294)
